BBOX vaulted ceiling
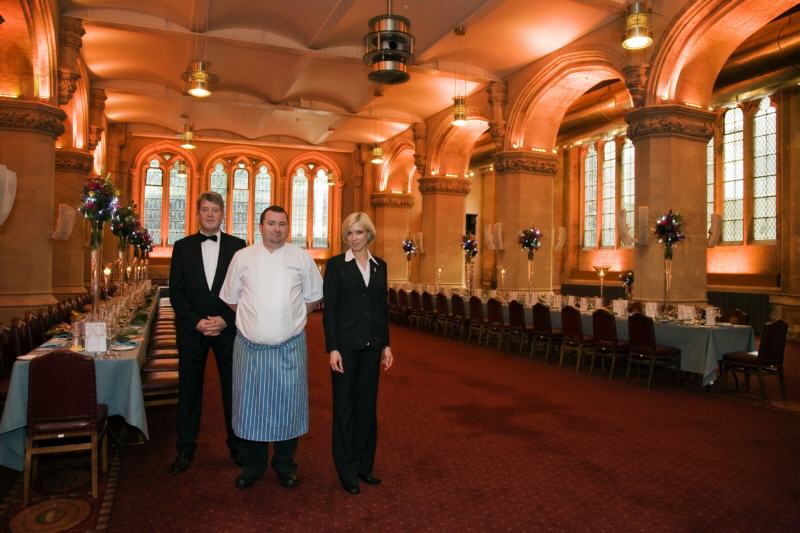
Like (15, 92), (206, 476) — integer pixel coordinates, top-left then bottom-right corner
(63, 0), (625, 148)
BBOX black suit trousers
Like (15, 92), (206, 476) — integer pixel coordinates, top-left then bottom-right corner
(176, 332), (236, 454)
(331, 347), (381, 483)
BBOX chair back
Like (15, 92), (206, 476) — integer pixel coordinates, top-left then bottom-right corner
(0, 322), (13, 379)
(757, 319), (788, 362)
(532, 303), (553, 334)
(436, 293), (449, 315)
(469, 296), (484, 322)
(422, 292), (434, 313)
(25, 311), (46, 348)
(398, 289), (409, 308)
(388, 288), (398, 307)
(28, 350), (98, 431)
(628, 301), (644, 315)
(10, 318), (32, 356)
(509, 300), (526, 328)
(592, 308), (618, 349)
(628, 313), (656, 354)
(410, 290), (421, 311)
(487, 298), (504, 325)
(723, 308), (749, 325)
(451, 294), (466, 319)
(561, 306), (583, 341)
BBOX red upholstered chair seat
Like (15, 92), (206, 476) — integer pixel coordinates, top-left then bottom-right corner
(722, 320), (788, 401)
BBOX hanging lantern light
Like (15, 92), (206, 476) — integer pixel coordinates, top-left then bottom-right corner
(182, 60), (218, 98)
(176, 160), (188, 178)
(621, 1), (653, 50)
(178, 124), (196, 149)
(451, 96), (467, 127)
(362, 0), (415, 84)
(371, 145), (384, 164)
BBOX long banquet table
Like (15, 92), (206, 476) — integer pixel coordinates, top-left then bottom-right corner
(0, 291), (159, 472)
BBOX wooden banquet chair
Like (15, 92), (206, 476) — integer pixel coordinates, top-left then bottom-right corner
(720, 308), (749, 325)
(467, 296), (490, 344)
(559, 305), (595, 372)
(24, 350), (108, 506)
(418, 291), (437, 331)
(484, 298), (509, 350)
(434, 293), (451, 335)
(625, 313), (682, 390)
(508, 300), (534, 356)
(407, 290), (423, 329)
(387, 288), (399, 322)
(531, 303), (561, 363)
(591, 309), (629, 379)
(722, 319), (788, 401)
(10, 318), (32, 357)
(448, 294), (469, 340)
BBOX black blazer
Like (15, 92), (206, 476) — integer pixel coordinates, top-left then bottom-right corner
(169, 232), (247, 348)
(323, 252), (390, 353)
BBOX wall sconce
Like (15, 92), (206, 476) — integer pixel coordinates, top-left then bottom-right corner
(621, 1), (653, 50)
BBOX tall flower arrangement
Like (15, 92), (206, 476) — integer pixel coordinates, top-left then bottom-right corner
(654, 209), (685, 260)
(402, 238), (417, 260)
(110, 203), (139, 251)
(78, 175), (119, 250)
(461, 234), (478, 294)
(518, 226), (543, 260)
(620, 270), (634, 299)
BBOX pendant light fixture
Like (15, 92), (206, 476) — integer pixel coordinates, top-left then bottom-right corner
(370, 106), (384, 165)
(621, 1), (653, 50)
(363, 0), (415, 84)
(178, 117), (196, 149)
(176, 160), (188, 178)
(451, 26), (467, 127)
(182, 0), (218, 97)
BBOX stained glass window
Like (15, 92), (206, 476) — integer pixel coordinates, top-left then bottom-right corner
(232, 162), (250, 242)
(706, 138), (715, 233)
(291, 168), (308, 247)
(601, 141), (616, 247)
(168, 160), (187, 245)
(753, 97), (777, 240)
(722, 107), (744, 242)
(143, 158), (163, 246)
(210, 161), (228, 232)
(312, 169), (330, 248)
(620, 138), (635, 245)
(583, 144), (598, 248)
(253, 165), (272, 244)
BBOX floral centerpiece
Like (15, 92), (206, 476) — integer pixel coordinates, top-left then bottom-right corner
(654, 209), (685, 260)
(129, 226), (153, 258)
(518, 226), (543, 260)
(620, 270), (634, 299)
(402, 238), (417, 260)
(461, 234), (478, 262)
(78, 175), (119, 250)
(110, 202), (139, 251)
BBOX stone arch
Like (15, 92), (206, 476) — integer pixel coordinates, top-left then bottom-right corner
(201, 146), (282, 190)
(377, 137), (417, 193)
(19, 0), (57, 102)
(506, 47), (626, 151)
(647, 0), (799, 107)
(426, 105), (490, 178)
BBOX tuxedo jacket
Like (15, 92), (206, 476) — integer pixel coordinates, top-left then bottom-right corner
(169, 232), (247, 348)
(323, 253), (390, 353)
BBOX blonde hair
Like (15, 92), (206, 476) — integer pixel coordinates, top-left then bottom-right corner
(341, 212), (376, 244)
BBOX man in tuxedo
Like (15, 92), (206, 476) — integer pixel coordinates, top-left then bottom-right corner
(169, 191), (247, 474)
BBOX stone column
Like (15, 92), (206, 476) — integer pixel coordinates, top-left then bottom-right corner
(87, 87), (106, 152)
(625, 104), (715, 304)
(417, 177), (469, 287)
(492, 151), (559, 291)
(479, 165), (497, 287)
(487, 81), (507, 150)
(53, 149), (92, 298)
(0, 100), (66, 321)
(58, 16), (85, 106)
(371, 193), (413, 284)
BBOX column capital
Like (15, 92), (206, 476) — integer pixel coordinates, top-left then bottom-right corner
(493, 151), (558, 176)
(58, 16), (86, 105)
(371, 192), (414, 208)
(55, 149), (93, 173)
(622, 63), (649, 108)
(625, 104), (715, 142)
(418, 177), (470, 196)
(0, 99), (66, 138)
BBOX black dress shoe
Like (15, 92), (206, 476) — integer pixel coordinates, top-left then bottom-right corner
(341, 481), (361, 494)
(169, 452), (193, 475)
(278, 472), (299, 489)
(235, 474), (257, 490)
(358, 473), (381, 485)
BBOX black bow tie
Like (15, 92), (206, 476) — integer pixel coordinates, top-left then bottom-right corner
(200, 233), (218, 242)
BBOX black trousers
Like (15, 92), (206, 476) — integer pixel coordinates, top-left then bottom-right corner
(176, 333), (236, 454)
(331, 347), (381, 484)
(237, 437), (298, 478)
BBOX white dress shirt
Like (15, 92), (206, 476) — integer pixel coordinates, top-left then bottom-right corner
(200, 231), (221, 289)
(220, 242), (323, 345)
(344, 248), (378, 286)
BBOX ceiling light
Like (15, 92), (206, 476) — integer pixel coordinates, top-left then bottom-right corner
(451, 96), (467, 127)
(182, 60), (217, 98)
(371, 145), (384, 164)
(176, 160), (188, 178)
(179, 124), (196, 149)
(622, 1), (653, 50)
(363, 0), (415, 84)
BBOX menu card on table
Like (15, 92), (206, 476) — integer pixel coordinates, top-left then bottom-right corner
(85, 322), (107, 353)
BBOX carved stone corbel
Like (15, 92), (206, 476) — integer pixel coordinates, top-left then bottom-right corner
(58, 17), (85, 105)
(88, 87), (107, 151)
(488, 81), (508, 149)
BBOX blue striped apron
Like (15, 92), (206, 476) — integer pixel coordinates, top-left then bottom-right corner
(232, 332), (309, 441)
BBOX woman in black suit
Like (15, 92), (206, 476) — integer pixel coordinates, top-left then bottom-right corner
(323, 212), (393, 495)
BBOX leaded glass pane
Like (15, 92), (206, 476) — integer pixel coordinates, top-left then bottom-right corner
(144, 164), (163, 246)
(620, 138), (635, 245)
(210, 161), (228, 232)
(312, 169), (330, 248)
(232, 164), (250, 242)
(753, 97), (777, 240)
(722, 107), (744, 241)
(601, 141), (616, 247)
(167, 161), (187, 245)
(706, 138), (715, 232)
(583, 145), (598, 248)
(291, 168), (308, 247)
(253, 165), (272, 244)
